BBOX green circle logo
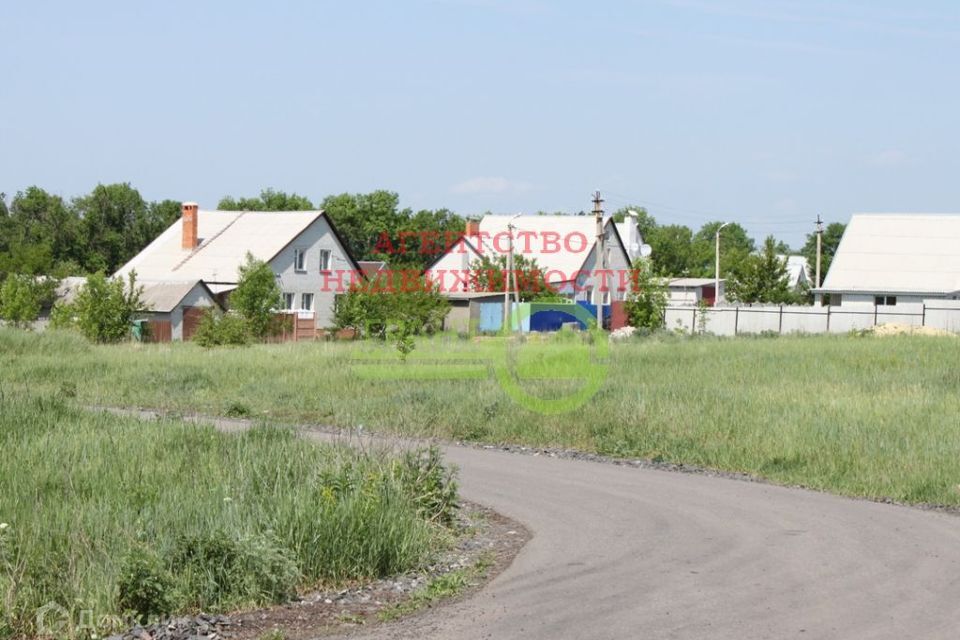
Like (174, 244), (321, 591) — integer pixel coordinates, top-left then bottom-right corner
(493, 303), (609, 415)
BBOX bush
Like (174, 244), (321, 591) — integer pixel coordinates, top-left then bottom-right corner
(396, 447), (459, 525)
(71, 271), (145, 343)
(230, 254), (282, 339)
(171, 531), (300, 611)
(0, 274), (56, 328)
(624, 258), (667, 330)
(117, 547), (175, 623)
(194, 309), (250, 347)
(334, 275), (448, 340)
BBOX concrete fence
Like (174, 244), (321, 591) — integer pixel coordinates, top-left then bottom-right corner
(665, 300), (960, 336)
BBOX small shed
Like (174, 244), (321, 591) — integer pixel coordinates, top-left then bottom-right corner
(137, 281), (221, 341)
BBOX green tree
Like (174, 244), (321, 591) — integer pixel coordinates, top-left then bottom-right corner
(217, 188), (315, 212)
(0, 274), (56, 328)
(800, 222), (846, 286)
(71, 271), (145, 342)
(334, 275), (449, 339)
(728, 236), (795, 304)
(0, 187), (80, 277)
(73, 183), (152, 273)
(469, 253), (559, 302)
(320, 190), (407, 263)
(646, 224), (694, 276)
(624, 258), (667, 330)
(611, 206), (657, 239)
(229, 253), (282, 339)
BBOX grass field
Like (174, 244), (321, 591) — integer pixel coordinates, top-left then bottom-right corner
(3, 328), (960, 509)
(0, 391), (457, 639)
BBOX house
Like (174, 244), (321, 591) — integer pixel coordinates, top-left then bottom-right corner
(115, 202), (362, 339)
(426, 214), (633, 305)
(136, 280), (222, 341)
(663, 278), (724, 306)
(815, 213), (960, 308)
(780, 255), (811, 290)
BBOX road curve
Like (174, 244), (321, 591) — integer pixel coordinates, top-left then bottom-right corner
(332, 443), (960, 640)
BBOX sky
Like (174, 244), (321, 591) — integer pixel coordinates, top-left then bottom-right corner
(2, 0), (960, 248)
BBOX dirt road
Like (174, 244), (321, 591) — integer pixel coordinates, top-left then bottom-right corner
(336, 443), (960, 640)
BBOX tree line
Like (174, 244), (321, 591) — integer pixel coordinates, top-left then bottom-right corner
(611, 206), (845, 304)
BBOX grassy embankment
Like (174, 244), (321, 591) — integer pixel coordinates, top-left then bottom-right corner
(3, 328), (960, 508)
(0, 389), (457, 639)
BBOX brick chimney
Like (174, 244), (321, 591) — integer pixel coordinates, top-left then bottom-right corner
(465, 219), (480, 236)
(181, 202), (199, 250)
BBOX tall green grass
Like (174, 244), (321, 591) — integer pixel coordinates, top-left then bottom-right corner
(0, 393), (456, 638)
(3, 329), (960, 506)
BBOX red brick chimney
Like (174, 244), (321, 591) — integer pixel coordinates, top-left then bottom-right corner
(181, 202), (199, 250)
(465, 219), (480, 236)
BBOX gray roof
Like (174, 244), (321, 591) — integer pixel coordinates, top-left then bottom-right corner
(819, 214), (960, 294)
(140, 281), (217, 313)
(115, 209), (324, 283)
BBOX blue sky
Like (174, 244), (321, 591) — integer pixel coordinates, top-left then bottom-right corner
(2, 0), (959, 248)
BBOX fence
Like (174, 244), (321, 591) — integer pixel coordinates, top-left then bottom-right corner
(665, 300), (960, 336)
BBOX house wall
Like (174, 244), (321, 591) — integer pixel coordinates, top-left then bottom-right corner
(270, 216), (360, 329)
(171, 284), (218, 341)
(444, 300), (472, 332)
(575, 223), (632, 304)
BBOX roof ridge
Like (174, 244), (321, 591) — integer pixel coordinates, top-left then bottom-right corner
(172, 211), (247, 272)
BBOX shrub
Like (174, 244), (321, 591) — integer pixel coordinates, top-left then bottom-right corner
(396, 447), (459, 525)
(334, 275), (448, 340)
(230, 254), (282, 339)
(0, 274), (56, 328)
(194, 309), (250, 347)
(624, 258), (667, 330)
(171, 531), (300, 610)
(72, 271), (145, 343)
(117, 547), (175, 623)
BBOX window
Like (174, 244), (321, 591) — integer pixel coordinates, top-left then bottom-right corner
(319, 249), (332, 271)
(282, 293), (295, 310)
(301, 293), (314, 311)
(875, 295), (897, 306)
(293, 249), (306, 272)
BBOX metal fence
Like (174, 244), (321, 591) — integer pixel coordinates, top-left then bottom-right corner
(665, 300), (960, 336)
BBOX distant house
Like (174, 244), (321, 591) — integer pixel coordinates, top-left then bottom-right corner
(426, 214), (632, 305)
(115, 202), (362, 340)
(780, 255), (811, 290)
(615, 210), (647, 263)
(815, 213), (960, 308)
(663, 278), (724, 307)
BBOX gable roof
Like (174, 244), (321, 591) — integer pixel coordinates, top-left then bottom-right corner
(819, 213), (960, 295)
(779, 255), (810, 287)
(427, 214), (629, 284)
(140, 280), (221, 313)
(116, 209), (361, 283)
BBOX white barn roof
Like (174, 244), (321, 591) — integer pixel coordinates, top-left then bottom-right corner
(820, 213), (960, 295)
(116, 210), (323, 283)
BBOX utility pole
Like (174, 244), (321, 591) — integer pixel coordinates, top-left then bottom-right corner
(815, 214), (824, 289)
(593, 191), (605, 328)
(715, 222), (730, 306)
(503, 230), (512, 332)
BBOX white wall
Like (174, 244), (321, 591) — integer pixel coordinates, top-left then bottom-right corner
(271, 215), (359, 329)
(666, 299), (960, 336)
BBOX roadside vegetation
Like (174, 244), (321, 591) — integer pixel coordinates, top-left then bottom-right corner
(0, 390), (457, 639)
(3, 329), (960, 509)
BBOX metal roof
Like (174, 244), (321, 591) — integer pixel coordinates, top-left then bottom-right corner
(819, 213), (960, 295)
(115, 210), (324, 283)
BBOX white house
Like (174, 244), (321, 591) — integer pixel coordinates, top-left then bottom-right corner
(780, 255), (811, 290)
(815, 213), (960, 309)
(115, 202), (362, 338)
(425, 214), (633, 305)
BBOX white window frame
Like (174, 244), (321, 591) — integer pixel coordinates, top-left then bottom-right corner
(319, 249), (332, 271)
(293, 248), (307, 272)
(301, 293), (314, 311)
(282, 292), (295, 310)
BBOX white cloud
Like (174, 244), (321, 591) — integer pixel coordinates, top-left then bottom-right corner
(449, 176), (533, 195)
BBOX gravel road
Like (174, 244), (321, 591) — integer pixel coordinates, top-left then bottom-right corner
(331, 442), (960, 640)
